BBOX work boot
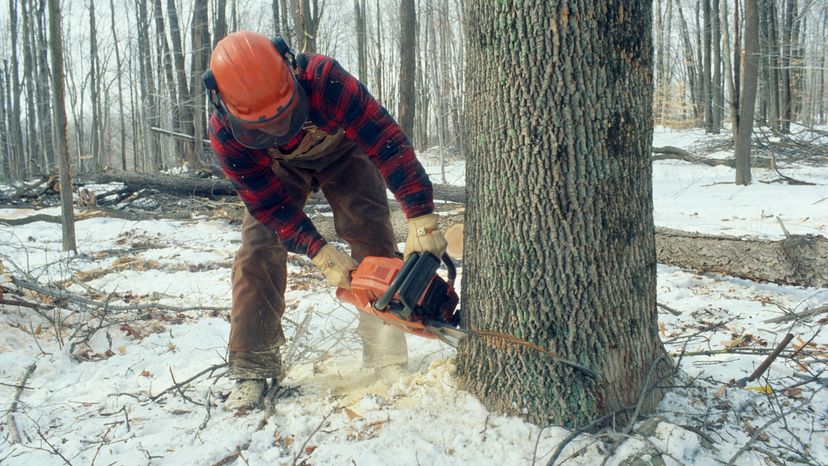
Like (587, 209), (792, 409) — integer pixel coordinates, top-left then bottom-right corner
(374, 363), (409, 384)
(224, 379), (268, 411)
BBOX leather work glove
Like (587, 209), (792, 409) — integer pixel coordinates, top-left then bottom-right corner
(403, 213), (448, 261)
(311, 244), (359, 289)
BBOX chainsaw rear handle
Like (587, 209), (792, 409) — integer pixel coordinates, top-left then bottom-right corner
(373, 252), (455, 311)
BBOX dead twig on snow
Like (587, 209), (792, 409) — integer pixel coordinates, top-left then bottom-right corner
(5, 362), (37, 444)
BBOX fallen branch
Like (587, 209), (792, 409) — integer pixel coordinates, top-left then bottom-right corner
(149, 363), (228, 402)
(5, 362), (37, 444)
(292, 409), (336, 466)
(764, 304), (828, 324)
(10, 276), (228, 313)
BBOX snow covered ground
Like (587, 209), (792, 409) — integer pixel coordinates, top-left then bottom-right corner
(0, 127), (826, 465)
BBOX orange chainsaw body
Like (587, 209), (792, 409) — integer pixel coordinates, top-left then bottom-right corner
(336, 254), (459, 340)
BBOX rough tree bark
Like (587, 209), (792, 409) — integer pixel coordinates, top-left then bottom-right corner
(47, 0), (76, 251)
(735, 0), (759, 185)
(397, 0), (416, 138)
(456, 1), (669, 426)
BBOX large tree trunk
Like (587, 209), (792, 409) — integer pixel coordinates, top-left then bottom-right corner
(735, 0), (760, 185)
(456, 0), (669, 426)
(397, 0), (416, 137)
(47, 0), (76, 251)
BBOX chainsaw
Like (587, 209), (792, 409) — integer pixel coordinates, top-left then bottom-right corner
(337, 252), (599, 379)
(336, 252), (468, 346)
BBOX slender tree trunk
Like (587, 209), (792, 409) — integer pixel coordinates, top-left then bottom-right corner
(190, 0), (210, 169)
(711, 0), (722, 132)
(214, 0), (228, 46)
(22, 0), (40, 176)
(47, 0), (76, 251)
(721, 0), (738, 137)
(291, 0), (320, 53)
(272, 0), (281, 34)
(153, 0), (179, 164)
(8, 0), (25, 181)
(0, 62), (8, 180)
(397, 0), (416, 138)
(375, 0), (384, 103)
(166, 0), (193, 164)
(457, 0), (668, 426)
(676, 0), (699, 120)
(779, 0), (794, 133)
(427, 1), (446, 183)
(703, 0), (714, 131)
(354, 0), (368, 83)
(109, 0), (127, 170)
(736, 0), (760, 185)
(35, 0), (53, 171)
(88, 1), (102, 172)
(768, 0), (782, 130)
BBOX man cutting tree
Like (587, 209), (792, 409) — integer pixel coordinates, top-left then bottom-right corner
(204, 31), (447, 410)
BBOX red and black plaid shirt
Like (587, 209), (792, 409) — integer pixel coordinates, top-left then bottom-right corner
(209, 54), (433, 258)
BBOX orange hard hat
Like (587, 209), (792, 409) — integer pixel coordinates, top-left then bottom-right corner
(205, 31), (308, 148)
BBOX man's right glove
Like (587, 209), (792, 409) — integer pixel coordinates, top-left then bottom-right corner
(311, 244), (358, 289)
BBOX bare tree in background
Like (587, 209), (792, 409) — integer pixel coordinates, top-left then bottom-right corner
(397, 0), (416, 138)
(735, 0), (760, 185)
(291, 0), (322, 53)
(47, 0), (76, 251)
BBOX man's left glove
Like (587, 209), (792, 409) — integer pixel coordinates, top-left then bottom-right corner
(403, 213), (448, 261)
(311, 244), (358, 289)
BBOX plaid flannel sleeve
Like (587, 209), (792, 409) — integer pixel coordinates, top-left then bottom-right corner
(208, 113), (327, 258)
(312, 57), (434, 218)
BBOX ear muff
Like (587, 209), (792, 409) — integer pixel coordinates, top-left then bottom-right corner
(202, 70), (217, 91)
(272, 36), (291, 58)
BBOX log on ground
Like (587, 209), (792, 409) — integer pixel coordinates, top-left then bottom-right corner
(655, 228), (828, 288)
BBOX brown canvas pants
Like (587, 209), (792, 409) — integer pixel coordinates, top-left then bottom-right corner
(228, 129), (408, 380)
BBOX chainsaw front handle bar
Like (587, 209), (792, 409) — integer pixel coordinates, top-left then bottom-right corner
(373, 252), (455, 311)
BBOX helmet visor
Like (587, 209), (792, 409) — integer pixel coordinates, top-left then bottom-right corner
(222, 79), (309, 149)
